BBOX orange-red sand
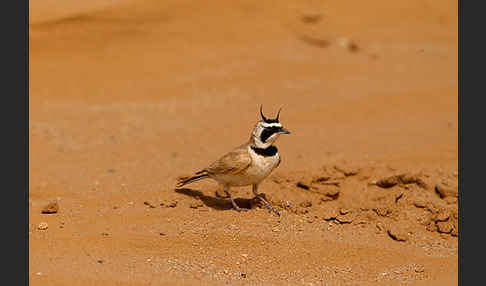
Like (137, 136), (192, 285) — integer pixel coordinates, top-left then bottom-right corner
(30, 0), (458, 285)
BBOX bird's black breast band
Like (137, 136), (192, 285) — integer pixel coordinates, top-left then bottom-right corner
(251, 145), (278, 157)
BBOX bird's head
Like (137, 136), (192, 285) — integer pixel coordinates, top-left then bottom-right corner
(251, 105), (291, 148)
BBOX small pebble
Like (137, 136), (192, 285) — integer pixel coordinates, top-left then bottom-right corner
(143, 201), (157, 208)
(414, 264), (425, 273)
(160, 200), (178, 208)
(337, 37), (359, 52)
(37, 222), (48, 230)
(41, 200), (59, 214)
(339, 208), (350, 215)
(190, 201), (204, 209)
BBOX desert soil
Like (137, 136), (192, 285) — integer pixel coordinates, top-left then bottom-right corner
(29, 0), (458, 285)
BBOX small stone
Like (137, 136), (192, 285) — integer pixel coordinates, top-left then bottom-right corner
(241, 254), (248, 258)
(160, 200), (178, 208)
(386, 225), (408, 241)
(336, 213), (354, 224)
(434, 211), (450, 222)
(143, 201), (157, 208)
(322, 206), (340, 221)
(241, 273), (247, 278)
(190, 201), (204, 209)
(97, 259), (104, 264)
(37, 222), (48, 230)
(437, 221), (454, 234)
(435, 184), (458, 199)
(296, 181), (310, 190)
(414, 264), (425, 273)
(337, 37), (359, 52)
(41, 200), (59, 214)
(376, 176), (401, 188)
(413, 199), (427, 208)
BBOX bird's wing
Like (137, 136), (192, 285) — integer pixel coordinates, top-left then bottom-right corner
(204, 144), (251, 176)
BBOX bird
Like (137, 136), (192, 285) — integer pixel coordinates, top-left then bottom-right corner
(176, 105), (291, 216)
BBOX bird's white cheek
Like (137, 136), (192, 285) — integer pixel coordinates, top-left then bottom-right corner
(268, 134), (278, 143)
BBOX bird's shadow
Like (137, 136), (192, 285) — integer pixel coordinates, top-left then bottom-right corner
(175, 188), (256, 211)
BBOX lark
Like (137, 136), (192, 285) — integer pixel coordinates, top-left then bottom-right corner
(177, 105), (291, 216)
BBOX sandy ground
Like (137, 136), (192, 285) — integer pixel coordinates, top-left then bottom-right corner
(29, 0), (458, 285)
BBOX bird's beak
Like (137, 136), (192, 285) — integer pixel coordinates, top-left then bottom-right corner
(279, 128), (291, 134)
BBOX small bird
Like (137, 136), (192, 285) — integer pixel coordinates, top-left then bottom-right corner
(176, 105), (291, 216)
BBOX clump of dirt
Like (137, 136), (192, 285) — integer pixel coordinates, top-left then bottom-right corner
(434, 178), (458, 205)
(386, 224), (409, 241)
(169, 163), (457, 241)
(160, 199), (178, 208)
(375, 173), (428, 189)
(265, 164), (458, 240)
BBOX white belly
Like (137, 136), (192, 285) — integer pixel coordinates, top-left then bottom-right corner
(212, 147), (280, 187)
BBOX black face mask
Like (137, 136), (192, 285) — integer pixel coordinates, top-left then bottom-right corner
(260, 126), (282, 143)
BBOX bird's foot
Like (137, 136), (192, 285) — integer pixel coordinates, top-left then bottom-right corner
(256, 195), (280, 217)
(229, 198), (250, 212)
(233, 206), (251, 212)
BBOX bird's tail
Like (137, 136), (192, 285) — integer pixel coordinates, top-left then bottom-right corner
(176, 170), (209, 188)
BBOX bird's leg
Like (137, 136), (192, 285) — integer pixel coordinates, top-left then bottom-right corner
(224, 185), (249, 212)
(252, 184), (280, 217)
